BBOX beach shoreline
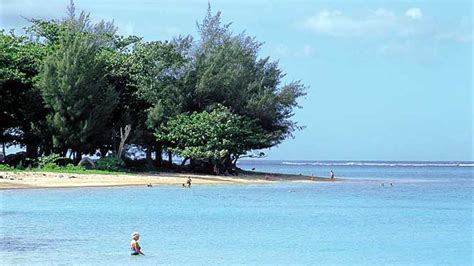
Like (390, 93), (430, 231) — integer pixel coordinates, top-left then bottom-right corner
(0, 170), (334, 190)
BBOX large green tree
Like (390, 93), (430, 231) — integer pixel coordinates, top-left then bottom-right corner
(39, 28), (117, 162)
(159, 105), (269, 173)
(0, 31), (48, 157)
(133, 36), (193, 165)
(150, 5), (306, 172)
(29, 1), (141, 160)
(2, 1), (307, 172)
(190, 6), (306, 145)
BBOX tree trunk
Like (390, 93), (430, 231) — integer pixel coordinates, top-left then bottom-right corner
(155, 144), (162, 167)
(117, 124), (131, 160)
(146, 146), (153, 167)
(181, 157), (190, 167)
(100, 147), (108, 158)
(221, 154), (233, 175)
(74, 151), (82, 165)
(2, 142), (5, 156)
(168, 151), (172, 166)
(213, 162), (219, 175)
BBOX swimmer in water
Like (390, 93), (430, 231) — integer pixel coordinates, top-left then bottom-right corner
(130, 232), (145, 256)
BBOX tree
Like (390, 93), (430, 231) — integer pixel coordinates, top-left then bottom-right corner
(2, 1), (307, 172)
(133, 36), (193, 165)
(97, 34), (144, 158)
(142, 5), (307, 171)
(39, 28), (117, 162)
(150, 5), (306, 169)
(0, 31), (48, 157)
(159, 105), (269, 174)
(188, 5), (306, 147)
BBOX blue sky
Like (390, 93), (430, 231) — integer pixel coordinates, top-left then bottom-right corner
(1, 0), (472, 161)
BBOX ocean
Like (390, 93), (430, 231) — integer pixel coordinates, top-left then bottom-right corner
(1, 160), (472, 265)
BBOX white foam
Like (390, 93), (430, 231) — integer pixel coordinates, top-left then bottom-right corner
(280, 161), (473, 167)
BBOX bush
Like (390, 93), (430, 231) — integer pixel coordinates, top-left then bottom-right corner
(4, 152), (26, 167)
(40, 162), (86, 172)
(37, 154), (86, 172)
(0, 164), (13, 171)
(41, 162), (61, 171)
(96, 156), (125, 172)
(55, 157), (74, 166)
(123, 157), (152, 172)
(63, 163), (86, 172)
(38, 154), (63, 168)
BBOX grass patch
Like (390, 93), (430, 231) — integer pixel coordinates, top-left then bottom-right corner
(0, 166), (131, 175)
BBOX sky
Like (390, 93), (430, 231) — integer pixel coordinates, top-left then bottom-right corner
(1, 0), (472, 161)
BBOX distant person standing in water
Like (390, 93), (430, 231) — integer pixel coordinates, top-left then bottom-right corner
(130, 232), (145, 256)
(187, 176), (192, 188)
(330, 170), (335, 180)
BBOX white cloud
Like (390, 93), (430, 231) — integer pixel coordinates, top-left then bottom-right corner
(405, 8), (423, 20)
(376, 41), (438, 63)
(299, 8), (416, 38)
(299, 7), (470, 44)
(0, 0), (64, 29)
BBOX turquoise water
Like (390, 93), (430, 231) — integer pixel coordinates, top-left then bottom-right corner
(1, 161), (472, 265)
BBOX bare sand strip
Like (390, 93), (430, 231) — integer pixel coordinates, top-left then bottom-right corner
(0, 171), (333, 190)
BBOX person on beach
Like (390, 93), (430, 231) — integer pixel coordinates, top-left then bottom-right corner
(186, 176), (192, 187)
(130, 232), (145, 256)
(330, 170), (335, 180)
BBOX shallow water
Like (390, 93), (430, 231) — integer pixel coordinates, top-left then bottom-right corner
(0, 162), (472, 265)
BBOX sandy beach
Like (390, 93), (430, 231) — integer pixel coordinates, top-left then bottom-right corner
(0, 171), (332, 189)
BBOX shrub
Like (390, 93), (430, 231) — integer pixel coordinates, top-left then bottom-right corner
(0, 164), (13, 171)
(96, 156), (125, 172)
(55, 157), (74, 166)
(63, 163), (86, 172)
(39, 162), (86, 172)
(38, 154), (62, 168)
(41, 162), (61, 171)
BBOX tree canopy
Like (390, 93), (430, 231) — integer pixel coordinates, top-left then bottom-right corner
(0, 2), (307, 173)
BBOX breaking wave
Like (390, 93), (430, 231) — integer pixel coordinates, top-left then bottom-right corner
(280, 161), (474, 167)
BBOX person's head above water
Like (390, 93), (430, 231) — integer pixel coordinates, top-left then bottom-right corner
(131, 232), (140, 240)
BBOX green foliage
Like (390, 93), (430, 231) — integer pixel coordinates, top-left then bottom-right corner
(190, 6), (306, 145)
(96, 156), (125, 172)
(37, 154), (62, 166)
(1, 2), (307, 172)
(37, 154), (79, 171)
(39, 28), (118, 156)
(40, 162), (61, 171)
(14, 163), (26, 170)
(134, 38), (192, 127)
(0, 31), (48, 152)
(159, 105), (269, 162)
(41, 163), (85, 172)
(0, 164), (13, 171)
